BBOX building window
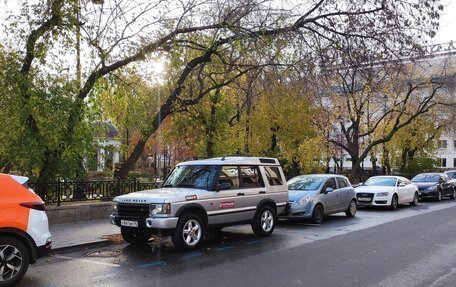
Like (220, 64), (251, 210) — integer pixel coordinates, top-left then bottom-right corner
(454, 140), (456, 149)
(454, 158), (456, 168)
(438, 158), (447, 167)
(438, 140), (447, 149)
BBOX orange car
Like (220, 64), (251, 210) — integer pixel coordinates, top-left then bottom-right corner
(0, 173), (52, 286)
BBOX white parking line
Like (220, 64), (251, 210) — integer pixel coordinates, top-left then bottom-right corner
(52, 255), (120, 267)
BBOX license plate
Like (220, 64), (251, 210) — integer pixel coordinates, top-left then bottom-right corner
(121, 220), (138, 227)
(358, 197), (371, 202)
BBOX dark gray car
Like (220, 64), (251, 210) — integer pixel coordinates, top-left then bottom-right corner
(280, 174), (357, 224)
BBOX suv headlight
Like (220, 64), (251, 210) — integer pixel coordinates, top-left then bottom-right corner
(296, 196), (311, 206)
(112, 202), (118, 215)
(150, 203), (171, 215)
(377, 192), (389, 197)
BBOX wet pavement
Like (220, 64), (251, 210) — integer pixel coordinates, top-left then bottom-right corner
(19, 200), (456, 287)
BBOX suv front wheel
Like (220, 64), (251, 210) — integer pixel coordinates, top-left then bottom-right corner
(172, 213), (205, 251)
(251, 205), (276, 237)
(0, 236), (30, 287)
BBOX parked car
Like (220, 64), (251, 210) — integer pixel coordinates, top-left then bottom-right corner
(355, 176), (418, 209)
(280, 174), (357, 224)
(411, 173), (456, 201)
(110, 156), (288, 250)
(0, 173), (52, 286)
(444, 170), (456, 180)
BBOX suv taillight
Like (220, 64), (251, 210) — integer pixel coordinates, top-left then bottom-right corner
(20, 202), (46, 211)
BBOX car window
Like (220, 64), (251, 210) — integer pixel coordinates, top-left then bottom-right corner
(336, 177), (348, 188)
(412, 174), (440, 182)
(364, 177), (397, 187)
(446, 172), (456, 179)
(264, 166), (283, 186)
(397, 179), (404, 187)
(287, 176), (324, 190)
(240, 166), (264, 188)
(324, 178), (337, 190)
(218, 166), (240, 189)
(163, 165), (219, 190)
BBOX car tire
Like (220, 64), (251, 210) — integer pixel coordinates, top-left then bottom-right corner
(450, 189), (456, 200)
(345, 200), (357, 217)
(251, 205), (276, 237)
(0, 236), (30, 287)
(410, 192), (419, 206)
(121, 227), (152, 246)
(436, 190), (442, 202)
(172, 213), (205, 251)
(389, 194), (398, 210)
(311, 204), (324, 224)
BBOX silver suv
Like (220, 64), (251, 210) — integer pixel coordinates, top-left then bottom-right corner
(110, 156), (288, 250)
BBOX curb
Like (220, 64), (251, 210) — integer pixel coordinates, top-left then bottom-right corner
(51, 240), (113, 254)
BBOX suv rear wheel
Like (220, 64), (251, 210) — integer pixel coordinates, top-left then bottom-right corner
(121, 228), (152, 246)
(0, 236), (30, 287)
(251, 205), (276, 237)
(172, 213), (205, 251)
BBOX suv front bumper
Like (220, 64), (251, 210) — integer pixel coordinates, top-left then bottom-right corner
(110, 215), (178, 229)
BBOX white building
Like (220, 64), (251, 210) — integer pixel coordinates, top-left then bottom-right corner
(92, 122), (121, 171)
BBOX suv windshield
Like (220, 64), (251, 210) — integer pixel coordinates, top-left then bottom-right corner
(412, 174), (440, 182)
(288, 176), (324, 190)
(162, 165), (218, 190)
(363, 177), (397, 187)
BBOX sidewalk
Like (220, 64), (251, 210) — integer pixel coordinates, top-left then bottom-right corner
(49, 219), (120, 251)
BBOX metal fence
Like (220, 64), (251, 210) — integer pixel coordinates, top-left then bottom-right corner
(29, 178), (160, 206)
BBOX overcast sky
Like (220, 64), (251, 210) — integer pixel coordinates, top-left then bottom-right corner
(1, 0), (455, 45)
(434, 0), (456, 43)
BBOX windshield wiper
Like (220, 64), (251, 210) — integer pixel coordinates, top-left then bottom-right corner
(176, 183), (195, 187)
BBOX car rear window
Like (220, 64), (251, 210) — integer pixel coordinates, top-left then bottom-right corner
(240, 166), (264, 188)
(264, 166), (283, 186)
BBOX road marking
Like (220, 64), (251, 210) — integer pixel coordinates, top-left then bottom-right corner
(52, 255), (120, 267)
(182, 252), (204, 260)
(216, 245), (235, 251)
(141, 260), (165, 268)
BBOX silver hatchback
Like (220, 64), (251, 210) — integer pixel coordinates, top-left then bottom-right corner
(281, 174), (357, 223)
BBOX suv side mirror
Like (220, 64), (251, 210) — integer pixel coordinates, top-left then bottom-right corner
(218, 182), (231, 191)
(323, 187), (334, 194)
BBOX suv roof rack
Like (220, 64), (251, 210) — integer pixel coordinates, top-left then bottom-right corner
(221, 154), (247, 161)
(183, 156), (207, 162)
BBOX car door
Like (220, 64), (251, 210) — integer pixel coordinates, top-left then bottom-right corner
(238, 165), (265, 220)
(441, 175), (453, 196)
(335, 177), (352, 211)
(319, 177), (339, 214)
(396, 179), (409, 204)
(208, 165), (244, 225)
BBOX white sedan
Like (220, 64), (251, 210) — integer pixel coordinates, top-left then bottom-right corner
(355, 176), (418, 209)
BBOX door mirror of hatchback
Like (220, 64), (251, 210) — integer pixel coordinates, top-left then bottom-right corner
(218, 182), (231, 191)
(323, 187), (334, 194)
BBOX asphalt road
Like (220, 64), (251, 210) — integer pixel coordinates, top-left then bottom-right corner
(19, 200), (456, 287)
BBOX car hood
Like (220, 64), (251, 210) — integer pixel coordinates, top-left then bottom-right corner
(114, 187), (209, 204)
(288, 189), (317, 201)
(412, 182), (438, 189)
(355, 186), (396, 194)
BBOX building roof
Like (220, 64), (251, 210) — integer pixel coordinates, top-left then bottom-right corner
(93, 121), (119, 139)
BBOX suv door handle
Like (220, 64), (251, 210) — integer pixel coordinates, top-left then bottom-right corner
(237, 192), (245, 196)
(259, 191), (266, 194)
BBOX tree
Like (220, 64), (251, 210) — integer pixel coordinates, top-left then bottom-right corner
(1, 0), (444, 180)
(315, 58), (454, 177)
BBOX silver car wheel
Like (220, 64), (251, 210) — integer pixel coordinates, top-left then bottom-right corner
(260, 210), (274, 232)
(182, 219), (202, 246)
(0, 244), (23, 282)
(350, 201), (357, 215)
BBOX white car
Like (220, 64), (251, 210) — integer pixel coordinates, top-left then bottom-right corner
(355, 176), (418, 209)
